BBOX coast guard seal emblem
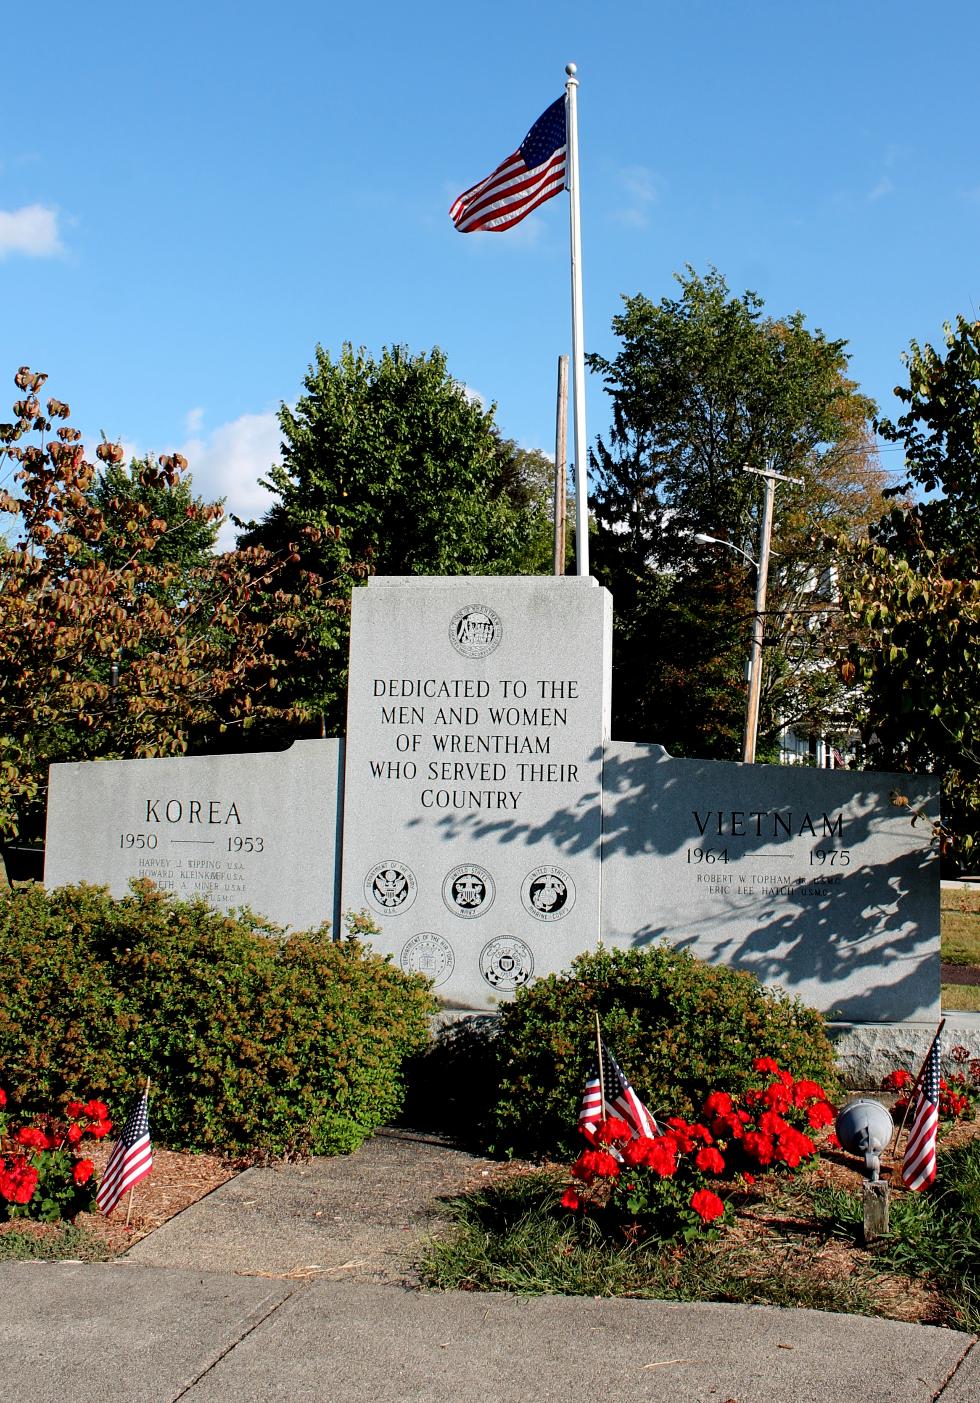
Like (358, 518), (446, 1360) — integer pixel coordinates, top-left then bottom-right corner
(479, 936), (534, 991)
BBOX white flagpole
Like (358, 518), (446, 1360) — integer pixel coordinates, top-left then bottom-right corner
(564, 62), (589, 578)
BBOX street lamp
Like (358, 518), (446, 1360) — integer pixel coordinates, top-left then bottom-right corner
(695, 465), (802, 764)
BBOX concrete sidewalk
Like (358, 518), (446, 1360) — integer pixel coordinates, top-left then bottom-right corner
(9, 1131), (980, 1401)
(5, 1260), (978, 1402)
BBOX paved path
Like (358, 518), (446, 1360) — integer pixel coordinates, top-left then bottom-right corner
(8, 1129), (979, 1402)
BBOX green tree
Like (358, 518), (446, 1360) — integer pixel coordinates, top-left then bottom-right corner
(240, 343), (553, 732)
(84, 454), (221, 572)
(0, 367), (342, 859)
(587, 268), (888, 757)
(840, 316), (980, 871)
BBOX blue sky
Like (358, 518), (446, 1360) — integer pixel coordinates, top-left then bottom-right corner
(3, 1), (978, 542)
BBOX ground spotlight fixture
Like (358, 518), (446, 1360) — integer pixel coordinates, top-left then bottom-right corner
(835, 1098), (894, 1182)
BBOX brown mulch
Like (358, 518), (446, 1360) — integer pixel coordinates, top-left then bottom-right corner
(942, 961), (980, 985)
(55, 1142), (235, 1256)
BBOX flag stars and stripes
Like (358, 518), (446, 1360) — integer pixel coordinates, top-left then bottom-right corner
(96, 1088), (153, 1216)
(450, 96), (567, 234)
(902, 1037), (941, 1192)
(579, 1039), (659, 1143)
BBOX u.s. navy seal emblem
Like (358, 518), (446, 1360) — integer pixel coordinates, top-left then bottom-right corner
(364, 860), (418, 915)
(399, 932), (454, 987)
(442, 863), (495, 918)
(448, 604), (502, 659)
(521, 865), (575, 921)
(479, 936), (534, 991)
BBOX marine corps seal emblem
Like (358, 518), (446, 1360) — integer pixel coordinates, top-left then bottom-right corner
(521, 865), (575, 922)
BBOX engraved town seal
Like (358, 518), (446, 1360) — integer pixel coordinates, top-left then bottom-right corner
(521, 865), (575, 922)
(479, 936), (534, 991)
(363, 860), (418, 915)
(442, 863), (495, 918)
(399, 932), (454, 987)
(448, 604), (502, 659)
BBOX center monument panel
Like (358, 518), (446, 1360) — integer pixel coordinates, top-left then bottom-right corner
(341, 576), (613, 1009)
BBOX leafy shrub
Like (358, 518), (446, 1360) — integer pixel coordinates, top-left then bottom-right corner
(485, 945), (838, 1159)
(0, 882), (435, 1157)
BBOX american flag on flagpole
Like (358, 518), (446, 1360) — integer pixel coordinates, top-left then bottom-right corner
(449, 96), (567, 233)
(579, 1039), (659, 1142)
(902, 1036), (941, 1192)
(96, 1087), (153, 1216)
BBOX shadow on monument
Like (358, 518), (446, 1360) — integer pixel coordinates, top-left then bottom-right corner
(408, 741), (939, 1024)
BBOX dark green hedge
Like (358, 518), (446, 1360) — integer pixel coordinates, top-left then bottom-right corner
(0, 882), (435, 1157)
(479, 945), (838, 1159)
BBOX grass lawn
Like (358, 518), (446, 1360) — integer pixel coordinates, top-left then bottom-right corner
(421, 1123), (980, 1331)
(0, 1222), (111, 1262)
(943, 984), (980, 1013)
(942, 885), (980, 966)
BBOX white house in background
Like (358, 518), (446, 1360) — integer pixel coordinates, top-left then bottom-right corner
(778, 727), (854, 769)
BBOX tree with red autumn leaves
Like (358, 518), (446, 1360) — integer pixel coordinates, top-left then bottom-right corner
(0, 367), (354, 862)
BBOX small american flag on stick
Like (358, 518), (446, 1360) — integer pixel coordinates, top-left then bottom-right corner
(902, 1035), (941, 1192)
(96, 1085), (153, 1216)
(579, 1035), (659, 1142)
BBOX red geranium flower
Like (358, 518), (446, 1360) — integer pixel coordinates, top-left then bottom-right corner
(665, 1118), (696, 1153)
(742, 1172), (756, 1186)
(89, 1118), (113, 1139)
(753, 1056), (780, 1075)
(806, 1101), (835, 1130)
(742, 1131), (775, 1167)
(16, 1126), (53, 1151)
(690, 1188), (725, 1222)
(0, 1087), (6, 1108)
(762, 1083), (792, 1112)
(73, 1159), (95, 1185)
(758, 1110), (789, 1137)
(67, 1123), (84, 1145)
(83, 1100), (109, 1120)
(0, 1159), (38, 1205)
(793, 1080), (827, 1106)
(561, 1186), (581, 1211)
(695, 1146), (726, 1174)
(570, 1153), (595, 1184)
(702, 1091), (733, 1117)
(825, 1131), (841, 1149)
(622, 1136), (656, 1168)
(775, 1127), (816, 1168)
(577, 1148), (620, 1180)
(643, 1136), (678, 1178)
(881, 1069), (912, 1091)
(595, 1117), (630, 1145)
(65, 1100), (85, 1118)
(711, 1111), (745, 1141)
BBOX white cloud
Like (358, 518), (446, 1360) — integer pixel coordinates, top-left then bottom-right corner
(458, 382), (486, 409)
(184, 405), (205, 435)
(868, 175), (894, 201)
(611, 164), (660, 228)
(0, 203), (63, 259)
(180, 410), (281, 549)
